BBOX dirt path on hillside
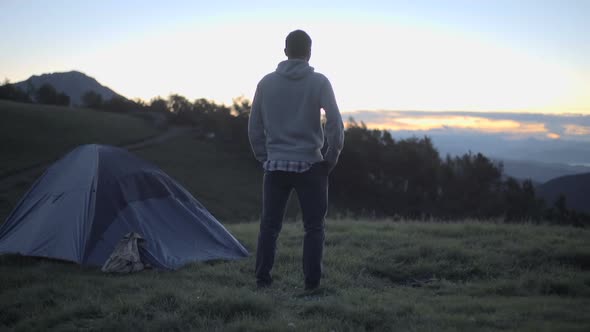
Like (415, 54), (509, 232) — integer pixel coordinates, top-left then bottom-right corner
(122, 126), (193, 150)
(0, 126), (195, 194)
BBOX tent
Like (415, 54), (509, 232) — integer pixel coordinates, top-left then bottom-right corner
(0, 144), (248, 269)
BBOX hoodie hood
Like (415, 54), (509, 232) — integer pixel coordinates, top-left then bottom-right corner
(275, 59), (315, 80)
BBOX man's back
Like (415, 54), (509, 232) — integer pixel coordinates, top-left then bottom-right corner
(249, 59), (343, 165)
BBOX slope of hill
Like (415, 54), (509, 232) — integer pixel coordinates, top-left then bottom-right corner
(537, 172), (590, 213)
(432, 134), (590, 166)
(0, 100), (268, 222)
(499, 159), (590, 183)
(0, 100), (162, 219)
(133, 135), (264, 221)
(1, 221), (588, 331)
(0, 100), (161, 176)
(13, 71), (122, 105)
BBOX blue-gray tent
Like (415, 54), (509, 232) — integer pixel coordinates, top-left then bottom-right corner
(0, 144), (249, 269)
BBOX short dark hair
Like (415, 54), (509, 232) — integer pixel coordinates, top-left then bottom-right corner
(285, 30), (312, 58)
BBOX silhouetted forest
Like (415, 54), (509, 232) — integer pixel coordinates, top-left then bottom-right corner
(1, 82), (587, 226)
(0, 80), (33, 103)
(0, 81), (69, 106)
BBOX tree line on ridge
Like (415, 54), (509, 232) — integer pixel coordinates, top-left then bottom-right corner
(1, 82), (587, 226)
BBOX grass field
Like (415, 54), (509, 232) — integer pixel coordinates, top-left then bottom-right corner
(1, 220), (589, 331)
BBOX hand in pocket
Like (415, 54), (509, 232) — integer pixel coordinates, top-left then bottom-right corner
(323, 160), (334, 174)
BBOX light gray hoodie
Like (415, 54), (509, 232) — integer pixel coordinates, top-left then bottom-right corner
(248, 59), (344, 166)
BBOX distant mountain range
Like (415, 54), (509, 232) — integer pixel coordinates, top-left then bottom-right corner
(499, 159), (590, 184)
(425, 133), (590, 183)
(429, 134), (590, 166)
(537, 172), (590, 214)
(13, 71), (123, 106)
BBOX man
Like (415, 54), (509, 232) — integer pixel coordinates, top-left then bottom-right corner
(248, 29), (344, 290)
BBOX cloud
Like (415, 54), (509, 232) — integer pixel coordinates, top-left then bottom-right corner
(564, 124), (590, 135)
(346, 110), (590, 141)
(362, 115), (548, 134)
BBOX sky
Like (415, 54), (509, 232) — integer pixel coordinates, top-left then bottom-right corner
(1, 0), (589, 118)
(347, 110), (590, 141)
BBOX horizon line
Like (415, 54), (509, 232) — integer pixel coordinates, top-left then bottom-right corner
(5, 69), (589, 116)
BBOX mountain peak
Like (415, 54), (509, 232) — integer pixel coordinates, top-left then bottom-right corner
(14, 71), (123, 106)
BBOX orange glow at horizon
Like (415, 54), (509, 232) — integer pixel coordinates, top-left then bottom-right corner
(360, 115), (548, 134)
(563, 124), (590, 136)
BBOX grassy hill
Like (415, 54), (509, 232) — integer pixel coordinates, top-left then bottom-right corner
(0, 100), (161, 177)
(133, 135), (264, 221)
(1, 101), (589, 331)
(0, 101), (295, 222)
(1, 221), (589, 331)
(0, 100), (163, 220)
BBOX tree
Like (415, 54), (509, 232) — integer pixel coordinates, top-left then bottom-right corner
(56, 92), (70, 106)
(149, 97), (168, 113)
(33, 83), (70, 106)
(231, 96), (251, 118)
(102, 96), (137, 112)
(0, 79), (31, 103)
(502, 178), (541, 222)
(554, 194), (569, 221)
(36, 83), (58, 104)
(168, 94), (192, 114)
(82, 90), (103, 109)
(132, 98), (145, 108)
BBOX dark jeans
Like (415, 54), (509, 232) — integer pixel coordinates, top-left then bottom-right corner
(255, 161), (329, 287)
